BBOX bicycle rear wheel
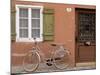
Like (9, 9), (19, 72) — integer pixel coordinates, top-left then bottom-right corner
(53, 50), (70, 70)
(23, 51), (40, 72)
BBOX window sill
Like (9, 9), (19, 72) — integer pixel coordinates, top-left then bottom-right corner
(16, 38), (43, 42)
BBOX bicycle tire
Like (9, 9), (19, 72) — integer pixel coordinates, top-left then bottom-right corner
(53, 50), (70, 70)
(23, 51), (40, 72)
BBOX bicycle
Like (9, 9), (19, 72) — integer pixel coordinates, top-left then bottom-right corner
(23, 38), (71, 72)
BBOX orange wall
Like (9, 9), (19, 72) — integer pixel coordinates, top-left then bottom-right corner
(11, 0), (96, 66)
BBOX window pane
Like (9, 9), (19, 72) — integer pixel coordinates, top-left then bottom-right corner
(31, 19), (40, 28)
(31, 9), (40, 18)
(19, 8), (28, 17)
(20, 29), (28, 38)
(19, 19), (28, 27)
(79, 13), (95, 42)
(32, 29), (40, 38)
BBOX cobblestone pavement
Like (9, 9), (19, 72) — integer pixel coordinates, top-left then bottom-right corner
(11, 62), (96, 74)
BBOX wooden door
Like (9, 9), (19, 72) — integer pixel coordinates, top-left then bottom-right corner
(75, 9), (96, 62)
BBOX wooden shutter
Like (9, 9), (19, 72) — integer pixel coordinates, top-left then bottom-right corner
(43, 8), (54, 41)
(11, 1), (16, 41)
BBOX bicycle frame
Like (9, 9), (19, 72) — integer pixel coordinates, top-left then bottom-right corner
(32, 38), (70, 66)
(23, 38), (71, 72)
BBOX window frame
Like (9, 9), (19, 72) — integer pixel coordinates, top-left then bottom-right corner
(16, 5), (43, 42)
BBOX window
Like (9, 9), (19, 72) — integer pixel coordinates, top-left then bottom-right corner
(78, 12), (95, 43)
(16, 5), (43, 42)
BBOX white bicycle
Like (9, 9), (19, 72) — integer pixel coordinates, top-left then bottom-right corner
(23, 38), (71, 72)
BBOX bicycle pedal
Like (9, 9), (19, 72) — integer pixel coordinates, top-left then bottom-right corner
(46, 59), (50, 62)
(55, 57), (61, 60)
(46, 63), (52, 66)
(51, 58), (53, 61)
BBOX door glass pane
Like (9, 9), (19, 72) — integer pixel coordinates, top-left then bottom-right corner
(31, 9), (40, 18)
(19, 19), (28, 27)
(19, 8), (28, 18)
(31, 19), (40, 28)
(79, 13), (95, 42)
(19, 29), (28, 38)
(32, 29), (40, 38)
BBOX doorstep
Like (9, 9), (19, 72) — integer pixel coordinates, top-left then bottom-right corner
(76, 62), (96, 67)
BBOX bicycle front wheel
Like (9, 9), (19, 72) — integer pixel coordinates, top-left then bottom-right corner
(23, 51), (40, 72)
(53, 50), (70, 70)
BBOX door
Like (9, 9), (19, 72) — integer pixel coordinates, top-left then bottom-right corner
(75, 9), (96, 62)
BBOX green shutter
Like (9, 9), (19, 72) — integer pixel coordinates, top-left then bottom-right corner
(43, 8), (54, 41)
(11, 2), (16, 41)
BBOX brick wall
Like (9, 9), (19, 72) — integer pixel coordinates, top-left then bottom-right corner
(11, 0), (95, 66)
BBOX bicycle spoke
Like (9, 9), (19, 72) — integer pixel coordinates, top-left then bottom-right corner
(23, 52), (40, 72)
(53, 50), (70, 69)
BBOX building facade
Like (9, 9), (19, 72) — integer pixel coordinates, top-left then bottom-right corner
(11, 0), (96, 67)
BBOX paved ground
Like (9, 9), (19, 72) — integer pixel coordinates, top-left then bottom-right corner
(11, 62), (96, 74)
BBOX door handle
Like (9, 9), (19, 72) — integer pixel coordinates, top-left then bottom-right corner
(84, 41), (91, 46)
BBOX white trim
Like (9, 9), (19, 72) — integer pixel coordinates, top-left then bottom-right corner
(40, 7), (43, 41)
(16, 5), (43, 42)
(16, 6), (19, 40)
(16, 5), (43, 8)
(29, 8), (31, 39)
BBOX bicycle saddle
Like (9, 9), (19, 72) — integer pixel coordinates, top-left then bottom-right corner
(51, 43), (65, 46)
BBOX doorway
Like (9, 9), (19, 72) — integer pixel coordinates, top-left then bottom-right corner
(75, 9), (96, 63)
